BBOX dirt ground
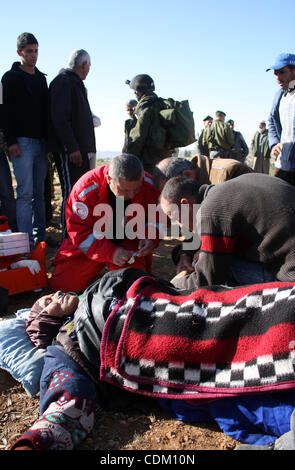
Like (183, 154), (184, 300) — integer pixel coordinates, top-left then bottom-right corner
(0, 171), (240, 452)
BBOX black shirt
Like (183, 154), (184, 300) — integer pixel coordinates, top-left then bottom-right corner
(1, 62), (48, 145)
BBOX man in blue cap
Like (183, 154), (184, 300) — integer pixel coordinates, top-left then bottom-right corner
(267, 53), (295, 186)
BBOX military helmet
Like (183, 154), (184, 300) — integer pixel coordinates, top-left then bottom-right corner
(125, 74), (155, 92)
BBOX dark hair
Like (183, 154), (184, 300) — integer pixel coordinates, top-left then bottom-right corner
(108, 154), (144, 181)
(288, 65), (295, 71)
(161, 175), (199, 205)
(17, 32), (38, 51)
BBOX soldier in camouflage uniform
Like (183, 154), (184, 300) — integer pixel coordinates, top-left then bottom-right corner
(202, 110), (235, 159)
(124, 74), (174, 175)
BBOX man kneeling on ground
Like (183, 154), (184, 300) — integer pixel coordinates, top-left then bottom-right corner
(159, 173), (295, 289)
(51, 154), (161, 293)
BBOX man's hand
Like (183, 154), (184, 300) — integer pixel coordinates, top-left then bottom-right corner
(176, 253), (194, 274)
(69, 150), (82, 167)
(8, 143), (21, 157)
(137, 239), (155, 257)
(271, 143), (282, 159)
(193, 250), (200, 265)
(113, 247), (133, 266)
(171, 270), (189, 283)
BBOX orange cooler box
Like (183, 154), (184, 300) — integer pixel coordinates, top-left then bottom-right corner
(0, 242), (48, 295)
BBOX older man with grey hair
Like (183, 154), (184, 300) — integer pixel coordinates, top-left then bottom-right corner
(152, 155), (254, 192)
(48, 49), (96, 237)
(51, 153), (161, 293)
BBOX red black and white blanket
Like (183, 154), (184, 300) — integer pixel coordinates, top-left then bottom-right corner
(100, 277), (295, 400)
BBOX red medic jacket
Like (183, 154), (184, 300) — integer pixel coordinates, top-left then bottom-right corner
(62, 165), (162, 264)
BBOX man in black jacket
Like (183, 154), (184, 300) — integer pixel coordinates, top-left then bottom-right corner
(1, 32), (48, 246)
(48, 49), (96, 236)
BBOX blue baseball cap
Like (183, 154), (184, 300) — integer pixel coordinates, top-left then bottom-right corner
(266, 53), (295, 71)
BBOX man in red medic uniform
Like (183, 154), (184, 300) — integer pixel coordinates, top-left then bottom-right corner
(51, 154), (162, 293)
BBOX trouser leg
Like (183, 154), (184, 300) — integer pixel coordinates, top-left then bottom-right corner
(10, 345), (99, 450)
(274, 168), (295, 187)
(228, 257), (276, 286)
(51, 237), (151, 294)
(53, 152), (90, 238)
(51, 249), (105, 293)
(0, 151), (17, 231)
(32, 139), (47, 242)
(44, 157), (53, 223)
(11, 139), (34, 243)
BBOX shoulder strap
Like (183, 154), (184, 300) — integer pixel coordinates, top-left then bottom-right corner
(136, 97), (160, 117)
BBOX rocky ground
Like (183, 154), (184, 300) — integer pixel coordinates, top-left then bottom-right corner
(0, 170), (240, 453)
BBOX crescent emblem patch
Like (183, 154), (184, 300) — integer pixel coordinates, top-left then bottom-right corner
(72, 202), (89, 220)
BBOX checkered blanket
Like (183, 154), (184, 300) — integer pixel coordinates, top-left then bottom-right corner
(100, 277), (295, 400)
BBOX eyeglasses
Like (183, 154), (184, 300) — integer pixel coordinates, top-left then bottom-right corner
(58, 291), (79, 298)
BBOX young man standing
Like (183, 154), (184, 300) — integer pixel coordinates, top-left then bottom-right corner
(1, 33), (48, 247)
(267, 53), (295, 186)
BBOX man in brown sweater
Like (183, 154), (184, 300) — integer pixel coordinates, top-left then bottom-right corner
(160, 173), (295, 290)
(152, 155), (254, 191)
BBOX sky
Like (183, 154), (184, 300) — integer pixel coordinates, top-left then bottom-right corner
(1, 0), (295, 153)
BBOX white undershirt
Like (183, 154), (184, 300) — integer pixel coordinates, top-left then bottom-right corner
(277, 79), (295, 170)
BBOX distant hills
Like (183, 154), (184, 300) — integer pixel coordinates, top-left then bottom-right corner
(97, 150), (121, 161)
(96, 148), (196, 161)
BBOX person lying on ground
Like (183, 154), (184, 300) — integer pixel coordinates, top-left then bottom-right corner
(10, 267), (295, 450)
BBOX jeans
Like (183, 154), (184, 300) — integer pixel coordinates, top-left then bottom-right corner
(0, 151), (17, 231)
(274, 168), (295, 188)
(11, 345), (98, 450)
(53, 151), (90, 238)
(229, 257), (276, 286)
(11, 137), (47, 244)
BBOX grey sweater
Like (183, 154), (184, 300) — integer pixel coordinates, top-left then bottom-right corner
(173, 173), (295, 290)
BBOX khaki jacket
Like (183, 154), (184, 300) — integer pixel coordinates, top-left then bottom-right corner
(191, 154), (254, 185)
